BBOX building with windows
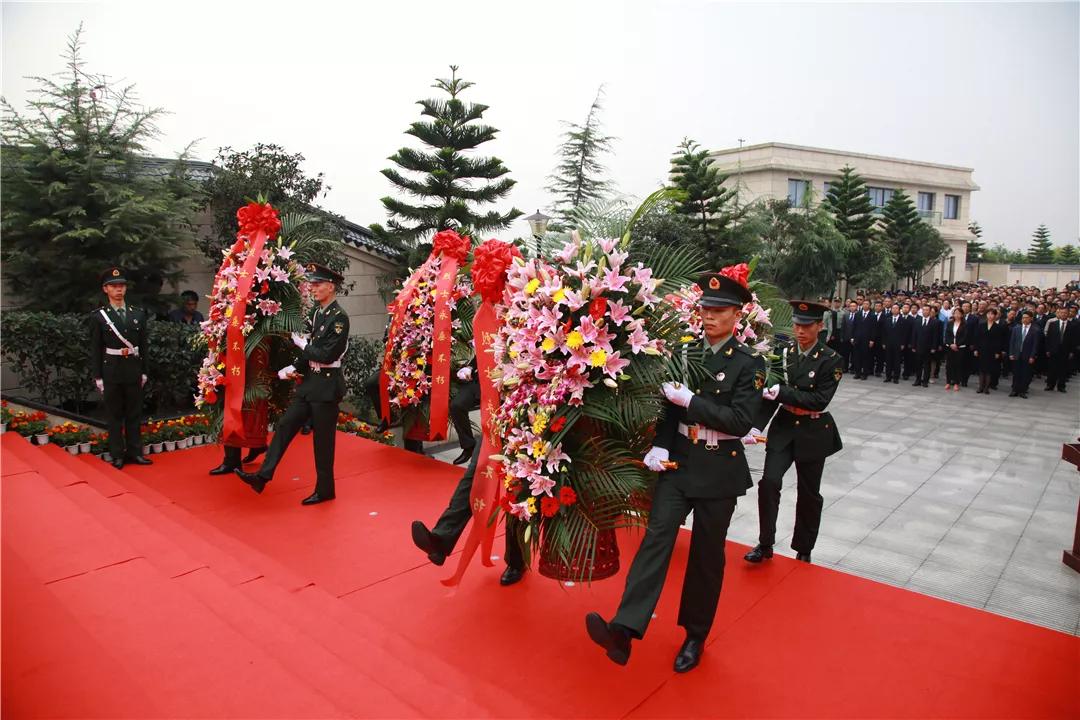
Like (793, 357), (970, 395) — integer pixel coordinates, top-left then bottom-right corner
(708, 142), (980, 286)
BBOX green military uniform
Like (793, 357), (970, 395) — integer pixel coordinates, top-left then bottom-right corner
(89, 267), (150, 464)
(609, 274), (766, 648)
(752, 301), (844, 560)
(239, 264), (349, 504)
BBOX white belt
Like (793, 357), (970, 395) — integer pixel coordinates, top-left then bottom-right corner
(678, 423), (741, 448)
(105, 347), (139, 357)
(308, 359), (341, 370)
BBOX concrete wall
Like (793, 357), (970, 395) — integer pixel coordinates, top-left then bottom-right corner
(964, 263), (1080, 288)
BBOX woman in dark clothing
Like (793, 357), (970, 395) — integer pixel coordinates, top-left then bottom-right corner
(944, 308), (968, 392)
(973, 307), (1005, 393)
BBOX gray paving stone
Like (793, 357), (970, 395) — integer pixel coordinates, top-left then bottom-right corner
(956, 507), (1031, 536)
(985, 578), (1080, 634)
(838, 544), (923, 585)
(906, 560), (999, 608)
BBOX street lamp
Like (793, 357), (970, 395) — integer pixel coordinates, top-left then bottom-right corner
(524, 209), (552, 258)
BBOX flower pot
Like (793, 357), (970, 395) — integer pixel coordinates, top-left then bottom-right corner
(79, 442), (91, 454)
(0, 423), (6, 434)
(539, 527), (620, 582)
(192, 434), (203, 446)
(164, 441), (176, 452)
(66, 445), (80, 456)
(102, 452), (112, 462)
(35, 434), (49, 446)
(152, 442), (163, 454)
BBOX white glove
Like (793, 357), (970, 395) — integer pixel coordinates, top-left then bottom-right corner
(456, 366), (473, 381)
(643, 446), (670, 472)
(290, 332), (308, 350)
(762, 384), (780, 401)
(661, 381), (693, 408)
(95, 378), (104, 393)
(277, 364), (297, 380)
(742, 427), (763, 445)
(140, 374), (148, 388)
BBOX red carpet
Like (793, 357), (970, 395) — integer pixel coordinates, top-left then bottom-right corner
(2, 431), (1077, 718)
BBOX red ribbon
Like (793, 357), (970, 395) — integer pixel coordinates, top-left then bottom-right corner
(426, 256), (460, 441)
(221, 229), (267, 446)
(442, 301), (503, 586)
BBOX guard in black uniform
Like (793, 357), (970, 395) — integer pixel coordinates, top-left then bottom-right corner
(90, 267), (152, 469)
(585, 269), (766, 674)
(236, 264), (349, 505)
(745, 300), (843, 565)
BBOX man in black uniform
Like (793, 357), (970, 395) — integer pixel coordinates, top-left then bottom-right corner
(410, 444), (525, 585)
(90, 267), (152, 470)
(745, 301), (843, 565)
(881, 303), (907, 384)
(585, 270), (766, 674)
(236, 264), (349, 505)
(852, 300), (876, 380)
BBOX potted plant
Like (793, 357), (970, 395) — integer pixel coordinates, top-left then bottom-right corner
(23, 411), (50, 445)
(0, 400), (11, 433)
(48, 422), (83, 454)
(161, 420), (178, 452)
(88, 433), (107, 457)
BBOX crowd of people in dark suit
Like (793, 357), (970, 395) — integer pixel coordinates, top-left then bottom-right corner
(820, 281), (1080, 399)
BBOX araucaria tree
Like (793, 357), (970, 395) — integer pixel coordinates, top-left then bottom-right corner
(374, 65), (521, 254)
(546, 87), (616, 226)
(967, 220), (985, 264)
(882, 189), (948, 287)
(1027, 224), (1054, 263)
(823, 165), (888, 289)
(1, 26), (201, 312)
(670, 138), (740, 269)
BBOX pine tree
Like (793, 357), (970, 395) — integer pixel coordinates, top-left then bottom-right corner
(0, 26), (201, 312)
(823, 165), (882, 289)
(670, 138), (740, 269)
(373, 65), (521, 253)
(546, 87), (616, 226)
(1027, 225), (1054, 263)
(883, 189), (947, 287)
(967, 220), (985, 263)
(1057, 245), (1079, 265)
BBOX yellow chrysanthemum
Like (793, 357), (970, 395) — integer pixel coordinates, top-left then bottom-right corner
(566, 330), (584, 349)
(680, 335), (695, 343)
(541, 337), (556, 353)
(552, 288), (566, 303)
(405, 388), (415, 398)
(532, 412), (548, 435)
(417, 357), (426, 366)
(526, 497), (537, 514)
(589, 349), (607, 367)
(525, 278), (541, 295)
(504, 473), (515, 490)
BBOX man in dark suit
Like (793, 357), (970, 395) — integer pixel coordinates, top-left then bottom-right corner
(852, 300), (876, 380)
(871, 300), (887, 376)
(881, 304), (907, 383)
(900, 302), (916, 379)
(236, 264), (349, 505)
(840, 300), (858, 371)
(1009, 310), (1041, 398)
(910, 305), (940, 387)
(90, 267), (152, 470)
(1000, 309), (1018, 380)
(1043, 307), (1075, 393)
(745, 300), (843, 566)
(585, 269), (765, 674)
(824, 298), (842, 352)
(973, 308), (1006, 393)
(449, 355), (480, 465)
(961, 302), (980, 387)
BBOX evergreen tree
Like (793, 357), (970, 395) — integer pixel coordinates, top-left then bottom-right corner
(883, 189), (947, 287)
(967, 220), (985, 264)
(1, 26), (201, 312)
(823, 165), (882, 289)
(670, 138), (740, 269)
(755, 199), (852, 299)
(1056, 245), (1079, 264)
(546, 87), (616, 226)
(1027, 225), (1054, 263)
(373, 65), (521, 254)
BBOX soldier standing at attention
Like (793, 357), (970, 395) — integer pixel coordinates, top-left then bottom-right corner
(585, 267), (766, 674)
(744, 300), (843, 565)
(236, 264), (349, 505)
(90, 267), (152, 470)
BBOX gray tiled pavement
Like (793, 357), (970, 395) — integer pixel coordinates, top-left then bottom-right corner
(427, 375), (1080, 636)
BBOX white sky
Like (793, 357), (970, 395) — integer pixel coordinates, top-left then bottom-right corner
(3, 0), (1077, 250)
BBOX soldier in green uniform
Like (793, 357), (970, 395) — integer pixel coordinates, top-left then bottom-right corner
(586, 269), (766, 674)
(89, 267), (152, 470)
(236, 264), (349, 505)
(744, 300), (843, 565)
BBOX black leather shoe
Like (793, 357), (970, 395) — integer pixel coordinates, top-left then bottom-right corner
(796, 552), (812, 563)
(499, 566), (525, 586)
(301, 492), (334, 506)
(1008, 391), (1017, 397)
(743, 544), (773, 563)
(111, 458), (125, 470)
(300, 424), (312, 436)
(242, 446), (267, 464)
(585, 613), (631, 666)
(1045, 386), (1055, 391)
(452, 448), (473, 465)
(209, 463), (238, 476)
(921, 382), (929, 387)
(912, 381), (922, 387)
(374, 418), (389, 434)
(410, 521), (447, 566)
(234, 469), (268, 494)
(1019, 393), (1028, 399)
(673, 636), (705, 673)
(893, 379), (899, 384)
(126, 456), (153, 466)
(1059, 388), (1067, 393)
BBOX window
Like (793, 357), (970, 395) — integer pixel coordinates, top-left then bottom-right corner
(866, 186), (895, 208)
(944, 194), (960, 220)
(917, 192), (935, 212)
(824, 181), (836, 198)
(787, 179), (810, 206)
